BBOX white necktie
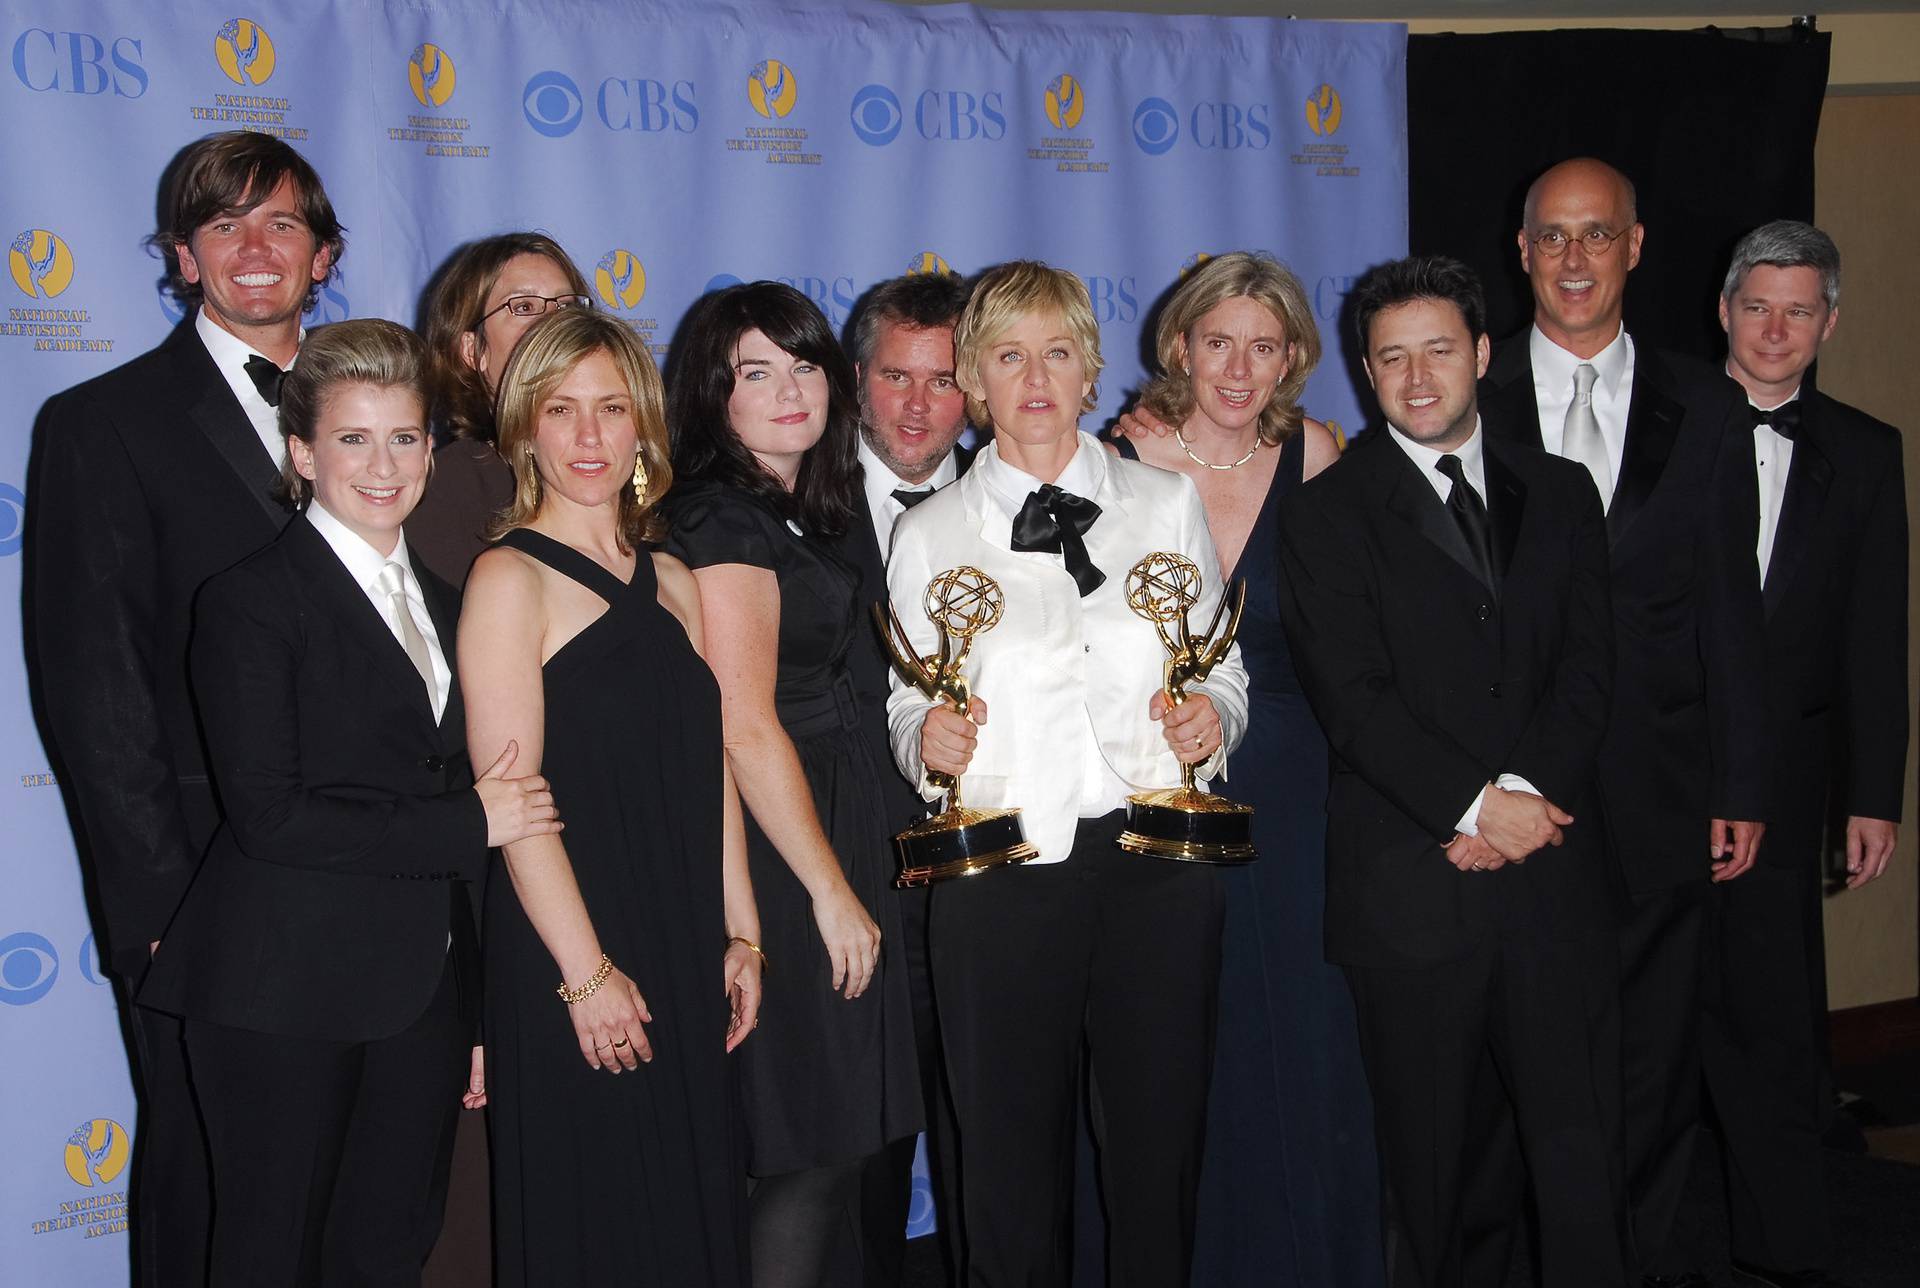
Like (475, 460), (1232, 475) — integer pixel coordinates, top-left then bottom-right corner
(1562, 363), (1612, 509)
(375, 561), (437, 710)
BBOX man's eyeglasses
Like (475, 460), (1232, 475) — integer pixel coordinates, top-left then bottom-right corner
(475, 293), (591, 325)
(1527, 228), (1631, 259)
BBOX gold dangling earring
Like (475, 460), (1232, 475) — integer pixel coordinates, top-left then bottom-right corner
(631, 449), (649, 506)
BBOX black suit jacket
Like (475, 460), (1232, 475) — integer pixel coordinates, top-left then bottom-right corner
(28, 318), (292, 980)
(1277, 426), (1616, 970)
(1478, 336), (1768, 894)
(139, 516), (486, 1042)
(1748, 382), (1908, 850)
(831, 447), (975, 839)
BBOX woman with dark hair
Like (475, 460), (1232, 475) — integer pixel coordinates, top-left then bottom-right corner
(409, 232), (592, 585)
(139, 318), (560, 1285)
(664, 281), (920, 1288)
(1113, 252), (1382, 1287)
(462, 307), (762, 1285)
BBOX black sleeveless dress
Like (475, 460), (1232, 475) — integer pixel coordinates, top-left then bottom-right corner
(1113, 433), (1384, 1287)
(483, 529), (748, 1287)
(664, 480), (922, 1177)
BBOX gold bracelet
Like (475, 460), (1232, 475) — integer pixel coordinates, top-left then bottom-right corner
(727, 936), (768, 971)
(555, 954), (613, 1005)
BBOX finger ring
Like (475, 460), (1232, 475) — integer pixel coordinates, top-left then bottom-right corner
(612, 1037), (630, 1049)
(594, 1042), (611, 1050)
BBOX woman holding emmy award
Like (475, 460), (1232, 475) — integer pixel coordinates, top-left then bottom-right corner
(1111, 253), (1383, 1287)
(884, 260), (1249, 1285)
(663, 282), (920, 1288)
(459, 309), (762, 1285)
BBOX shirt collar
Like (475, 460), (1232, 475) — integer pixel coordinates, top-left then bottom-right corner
(305, 499), (413, 596)
(857, 433), (959, 505)
(1727, 361), (1803, 413)
(975, 430), (1104, 515)
(1386, 416), (1486, 495)
(1530, 321), (1632, 400)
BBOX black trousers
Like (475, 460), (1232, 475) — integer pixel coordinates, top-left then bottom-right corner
(860, 882), (963, 1284)
(1347, 925), (1629, 1288)
(1701, 838), (1832, 1272)
(185, 953), (468, 1287)
(931, 812), (1224, 1288)
(121, 981), (213, 1288)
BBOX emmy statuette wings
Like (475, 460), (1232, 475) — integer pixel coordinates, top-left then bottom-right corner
(873, 566), (1038, 886)
(1117, 552), (1257, 862)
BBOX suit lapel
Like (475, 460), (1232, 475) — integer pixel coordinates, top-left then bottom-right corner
(1763, 399), (1833, 618)
(1374, 437), (1493, 594)
(291, 518), (439, 727)
(1483, 443), (1527, 589)
(168, 320), (290, 527)
(1607, 348), (1682, 544)
(1480, 338), (1545, 449)
(411, 547), (464, 748)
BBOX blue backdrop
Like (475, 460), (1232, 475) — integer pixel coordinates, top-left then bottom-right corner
(0, 1), (1404, 1279)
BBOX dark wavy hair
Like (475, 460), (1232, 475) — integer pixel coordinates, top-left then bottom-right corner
(666, 281), (860, 538)
(1350, 255), (1488, 356)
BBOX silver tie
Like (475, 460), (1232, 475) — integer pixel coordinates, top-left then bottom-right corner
(1562, 362), (1612, 510)
(376, 561), (437, 711)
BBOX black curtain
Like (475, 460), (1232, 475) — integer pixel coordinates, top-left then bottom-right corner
(1406, 24), (1831, 363)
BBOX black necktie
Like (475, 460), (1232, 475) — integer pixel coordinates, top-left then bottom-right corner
(891, 487), (935, 511)
(1749, 401), (1801, 441)
(1011, 483), (1106, 597)
(1435, 455), (1496, 590)
(244, 354), (285, 407)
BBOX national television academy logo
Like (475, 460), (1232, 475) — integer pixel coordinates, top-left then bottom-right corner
(594, 250), (646, 310)
(64, 1119), (131, 1188)
(409, 43), (457, 108)
(1044, 74), (1085, 131)
(214, 18), (275, 87)
(906, 251), (952, 278)
(8, 230), (74, 299)
(748, 60), (798, 119)
(1306, 83), (1342, 136)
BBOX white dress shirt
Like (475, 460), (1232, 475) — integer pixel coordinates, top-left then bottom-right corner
(885, 432), (1249, 863)
(305, 501), (451, 721)
(857, 435), (960, 558)
(1739, 372), (1800, 585)
(1383, 418), (1539, 835)
(1530, 323), (1634, 508)
(196, 308), (298, 470)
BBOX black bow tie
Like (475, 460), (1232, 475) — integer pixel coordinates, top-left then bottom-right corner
(891, 487), (935, 511)
(1011, 483), (1105, 597)
(1749, 401), (1801, 441)
(244, 354), (286, 407)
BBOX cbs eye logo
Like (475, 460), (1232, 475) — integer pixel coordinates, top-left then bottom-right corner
(1305, 83), (1342, 136)
(0, 481), (25, 558)
(1131, 98), (1178, 156)
(214, 18), (276, 87)
(523, 70), (583, 137)
(0, 931), (59, 1005)
(748, 60), (798, 119)
(408, 43), (457, 108)
(849, 84), (901, 147)
(1044, 74), (1084, 131)
(8, 230), (75, 299)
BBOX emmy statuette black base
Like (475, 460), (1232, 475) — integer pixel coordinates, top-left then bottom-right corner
(894, 807), (1038, 887)
(1118, 788), (1257, 863)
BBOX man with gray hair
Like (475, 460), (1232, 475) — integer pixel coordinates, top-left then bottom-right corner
(1702, 219), (1907, 1288)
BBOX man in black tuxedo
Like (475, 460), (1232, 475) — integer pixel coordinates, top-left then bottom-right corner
(1278, 256), (1627, 1286)
(28, 131), (342, 1287)
(1475, 158), (1769, 1288)
(1700, 221), (1907, 1288)
(837, 270), (973, 1284)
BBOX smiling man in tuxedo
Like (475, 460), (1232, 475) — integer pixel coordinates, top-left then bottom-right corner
(1700, 220), (1907, 1288)
(1278, 255), (1626, 1286)
(837, 269), (973, 1284)
(1474, 157), (1770, 1288)
(29, 131), (341, 1287)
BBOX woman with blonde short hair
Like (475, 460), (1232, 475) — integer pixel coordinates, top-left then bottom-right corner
(460, 308), (762, 1286)
(885, 260), (1249, 1285)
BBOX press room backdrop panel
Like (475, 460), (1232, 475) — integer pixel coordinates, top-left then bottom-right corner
(0, 2), (1405, 1279)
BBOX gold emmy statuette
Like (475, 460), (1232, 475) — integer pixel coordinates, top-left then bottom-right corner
(1117, 552), (1257, 862)
(874, 567), (1038, 887)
